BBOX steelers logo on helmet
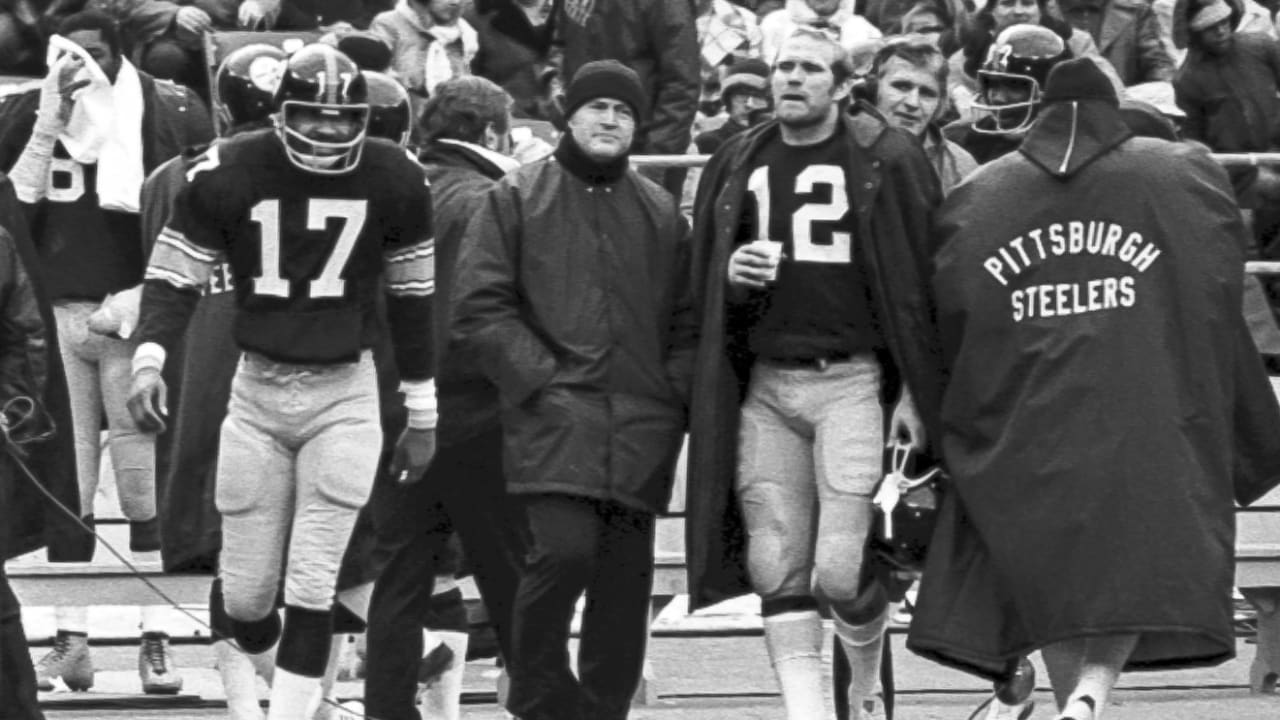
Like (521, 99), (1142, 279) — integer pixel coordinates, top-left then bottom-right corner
(973, 24), (1067, 135)
(215, 43), (288, 131)
(272, 43), (370, 174)
(362, 71), (413, 148)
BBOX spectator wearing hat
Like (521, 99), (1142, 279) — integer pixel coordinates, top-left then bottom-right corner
(694, 0), (765, 128)
(760, 0), (883, 63)
(451, 59), (697, 720)
(695, 57), (772, 154)
(1175, 0), (1280, 207)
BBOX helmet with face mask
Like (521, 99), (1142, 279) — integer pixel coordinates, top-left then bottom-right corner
(272, 43), (370, 174)
(362, 71), (413, 147)
(972, 24), (1067, 134)
(215, 43), (288, 132)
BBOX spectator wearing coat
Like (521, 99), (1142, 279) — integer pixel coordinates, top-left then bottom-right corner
(371, 0), (478, 116)
(466, 0), (555, 120)
(451, 60), (698, 720)
(543, 0), (701, 196)
(760, 0), (883, 62)
(1057, 0), (1175, 85)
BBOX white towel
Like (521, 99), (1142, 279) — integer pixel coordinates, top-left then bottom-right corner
(47, 35), (145, 214)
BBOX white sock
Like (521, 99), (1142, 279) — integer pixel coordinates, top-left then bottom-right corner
(140, 605), (168, 634)
(832, 605), (890, 715)
(266, 667), (320, 720)
(56, 606), (90, 635)
(317, 635), (349, 703)
(132, 549), (162, 565)
(215, 639), (265, 720)
(418, 630), (468, 720)
(763, 610), (826, 720)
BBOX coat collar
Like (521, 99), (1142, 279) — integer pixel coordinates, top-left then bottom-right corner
(1019, 99), (1132, 179)
(725, 106), (887, 176)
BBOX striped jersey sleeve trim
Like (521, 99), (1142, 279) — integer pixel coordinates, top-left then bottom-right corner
(385, 238), (435, 297)
(147, 228), (221, 291)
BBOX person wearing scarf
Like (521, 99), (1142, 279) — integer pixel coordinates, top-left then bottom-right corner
(451, 59), (697, 720)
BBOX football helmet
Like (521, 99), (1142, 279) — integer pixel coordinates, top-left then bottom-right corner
(363, 71), (412, 147)
(214, 44), (287, 131)
(273, 43), (370, 174)
(869, 443), (945, 573)
(973, 24), (1067, 135)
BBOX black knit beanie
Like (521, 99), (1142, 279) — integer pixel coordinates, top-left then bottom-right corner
(563, 59), (647, 123)
(1041, 57), (1118, 107)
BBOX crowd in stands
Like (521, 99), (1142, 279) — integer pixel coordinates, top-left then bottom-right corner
(0, 0), (1277, 180)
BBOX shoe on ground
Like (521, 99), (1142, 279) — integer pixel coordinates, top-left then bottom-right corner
(36, 631), (94, 691)
(139, 631), (184, 694)
(418, 641), (456, 686)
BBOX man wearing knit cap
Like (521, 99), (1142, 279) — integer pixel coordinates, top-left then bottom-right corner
(909, 56), (1280, 720)
(451, 58), (697, 720)
(696, 57), (773, 153)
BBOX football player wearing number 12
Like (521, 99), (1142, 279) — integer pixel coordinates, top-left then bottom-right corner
(686, 27), (945, 720)
(127, 44), (437, 720)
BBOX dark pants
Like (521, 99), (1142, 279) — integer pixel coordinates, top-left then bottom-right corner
(507, 494), (656, 720)
(1, 469), (45, 720)
(364, 427), (523, 720)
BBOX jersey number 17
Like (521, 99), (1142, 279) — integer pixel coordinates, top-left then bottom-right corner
(248, 198), (367, 299)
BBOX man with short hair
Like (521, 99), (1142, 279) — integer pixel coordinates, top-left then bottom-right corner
(686, 27), (943, 720)
(696, 57), (773, 154)
(128, 43), (437, 720)
(362, 74), (526, 720)
(869, 37), (977, 190)
(452, 59), (698, 720)
(0, 8), (212, 694)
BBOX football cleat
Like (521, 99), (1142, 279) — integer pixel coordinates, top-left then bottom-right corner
(139, 632), (184, 694)
(35, 631), (94, 691)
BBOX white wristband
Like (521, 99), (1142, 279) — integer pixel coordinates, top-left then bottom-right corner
(132, 342), (167, 376)
(401, 378), (438, 430)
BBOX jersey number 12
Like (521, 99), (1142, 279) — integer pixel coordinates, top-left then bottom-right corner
(747, 164), (851, 264)
(249, 198), (367, 298)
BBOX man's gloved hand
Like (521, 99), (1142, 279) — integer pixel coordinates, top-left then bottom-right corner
(127, 368), (169, 434)
(36, 51), (88, 133)
(390, 426), (436, 485)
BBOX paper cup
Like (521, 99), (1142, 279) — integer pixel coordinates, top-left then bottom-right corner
(750, 239), (783, 282)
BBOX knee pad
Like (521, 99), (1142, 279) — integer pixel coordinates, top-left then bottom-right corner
(761, 595), (820, 619)
(277, 605), (334, 677)
(831, 591), (890, 647)
(209, 579), (233, 640)
(230, 611), (283, 655)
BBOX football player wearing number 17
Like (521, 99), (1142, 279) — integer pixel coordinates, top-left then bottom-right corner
(127, 44), (437, 720)
(686, 27), (945, 720)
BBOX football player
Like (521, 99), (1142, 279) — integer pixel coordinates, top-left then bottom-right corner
(127, 44), (436, 720)
(943, 23), (1068, 164)
(686, 27), (943, 720)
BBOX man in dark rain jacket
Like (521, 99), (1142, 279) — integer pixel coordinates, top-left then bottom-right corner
(451, 60), (697, 720)
(908, 58), (1280, 718)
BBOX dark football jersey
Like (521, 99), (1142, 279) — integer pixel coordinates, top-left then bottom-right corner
(159, 129), (432, 366)
(741, 129), (883, 359)
(35, 141), (144, 302)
